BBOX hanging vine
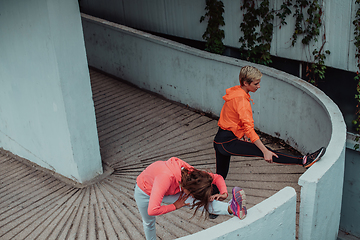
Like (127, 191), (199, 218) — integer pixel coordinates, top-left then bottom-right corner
(276, 0), (293, 26)
(239, 0), (294, 66)
(291, 0), (330, 85)
(200, 0), (225, 54)
(238, 0), (330, 85)
(353, 0), (360, 150)
(239, 0), (275, 65)
(199, 0), (330, 81)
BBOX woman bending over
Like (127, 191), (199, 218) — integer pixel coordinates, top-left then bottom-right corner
(134, 157), (246, 240)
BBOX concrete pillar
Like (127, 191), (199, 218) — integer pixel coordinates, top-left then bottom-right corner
(0, 0), (103, 183)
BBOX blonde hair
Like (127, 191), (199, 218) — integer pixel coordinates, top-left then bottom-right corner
(239, 66), (262, 86)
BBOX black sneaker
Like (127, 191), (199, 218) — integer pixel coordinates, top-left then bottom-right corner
(209, 213), (218, 219)
(303, 147), (326, 168)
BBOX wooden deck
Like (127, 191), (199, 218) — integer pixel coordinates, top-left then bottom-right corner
(0, 68), (305, 239)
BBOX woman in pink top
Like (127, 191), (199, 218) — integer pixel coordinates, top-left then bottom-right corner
(134, 157), (246, 240)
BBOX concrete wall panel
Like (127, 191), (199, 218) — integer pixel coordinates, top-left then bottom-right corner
(0, 0), (102, 183)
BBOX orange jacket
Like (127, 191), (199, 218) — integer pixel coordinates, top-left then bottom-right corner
(136, 157), (228, 216)
(218, 86), (260, 143)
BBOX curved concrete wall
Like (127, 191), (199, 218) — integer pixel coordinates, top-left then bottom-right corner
(178, 187), (297, 240)
(81, 14), (346, 240)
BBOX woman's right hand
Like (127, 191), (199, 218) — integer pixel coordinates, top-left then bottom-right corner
(173, 192), (190, 209)
(263, 149), (278, 163)
(254, 139), (278, 163)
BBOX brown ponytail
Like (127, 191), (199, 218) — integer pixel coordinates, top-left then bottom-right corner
(181, 168), (213, 218)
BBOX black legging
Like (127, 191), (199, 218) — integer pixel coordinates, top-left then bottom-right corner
(213, 127), (303, 180)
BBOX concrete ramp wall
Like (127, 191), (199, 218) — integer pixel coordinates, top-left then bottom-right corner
(178, 187), (297, 240)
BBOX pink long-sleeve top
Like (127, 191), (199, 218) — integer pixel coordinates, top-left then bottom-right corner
(136, 157), (228, 216)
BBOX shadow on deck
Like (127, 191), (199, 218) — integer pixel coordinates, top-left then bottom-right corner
(0, 68), (305, 239)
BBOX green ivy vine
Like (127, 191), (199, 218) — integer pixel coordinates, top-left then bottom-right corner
(291, 0), (330, 85)
(238, 0), (330, 85)
(292, 0), (322, 46)
(352, 0), (360, 150)
(199, 0), (330, 84)
(200, 0), (225, 54)
(239, 0), (275, 65)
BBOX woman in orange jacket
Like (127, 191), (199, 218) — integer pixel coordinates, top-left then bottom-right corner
(213, 66), (326, 181)
(134, 157), (246, 240)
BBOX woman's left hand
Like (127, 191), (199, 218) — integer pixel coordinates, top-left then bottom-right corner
(210, 192), (228, 201)
(173, 192), (190, 209)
